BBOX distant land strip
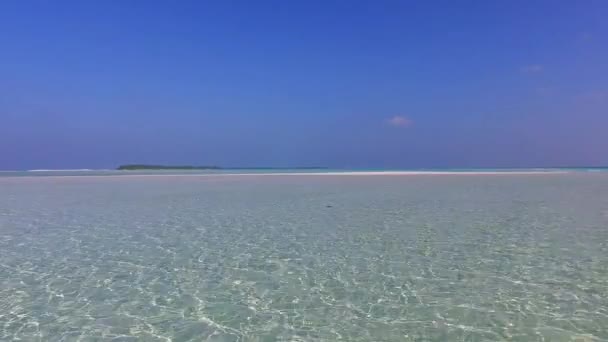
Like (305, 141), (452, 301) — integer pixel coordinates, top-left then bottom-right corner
(117, 164), (221, 170)
(116, 164), (329, 170)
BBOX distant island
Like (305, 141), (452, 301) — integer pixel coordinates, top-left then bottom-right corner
(117, 164), (221, 170)
(117, 164), (328, 171)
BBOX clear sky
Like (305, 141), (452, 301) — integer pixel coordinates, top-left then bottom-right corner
(1, 1), (607, 170)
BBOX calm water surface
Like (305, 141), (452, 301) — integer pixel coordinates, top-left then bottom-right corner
(1, 174), (607, 341)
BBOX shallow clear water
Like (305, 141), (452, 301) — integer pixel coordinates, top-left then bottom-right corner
(1, 174), (607, 341)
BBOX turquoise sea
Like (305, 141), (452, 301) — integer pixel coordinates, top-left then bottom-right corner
(1, 172), (607, 341)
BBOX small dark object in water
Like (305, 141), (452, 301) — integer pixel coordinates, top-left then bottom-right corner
(326, 205), (333, 208)
(457, 272), (464, 281)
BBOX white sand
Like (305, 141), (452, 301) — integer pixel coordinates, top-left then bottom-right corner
(196, 171), (570, 177)
(0, 170), (572, 182)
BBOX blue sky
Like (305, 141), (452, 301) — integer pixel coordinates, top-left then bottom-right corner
(1, 1), (607, 169)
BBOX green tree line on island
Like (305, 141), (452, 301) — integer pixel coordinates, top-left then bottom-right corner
(117, 164), (221, 170)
